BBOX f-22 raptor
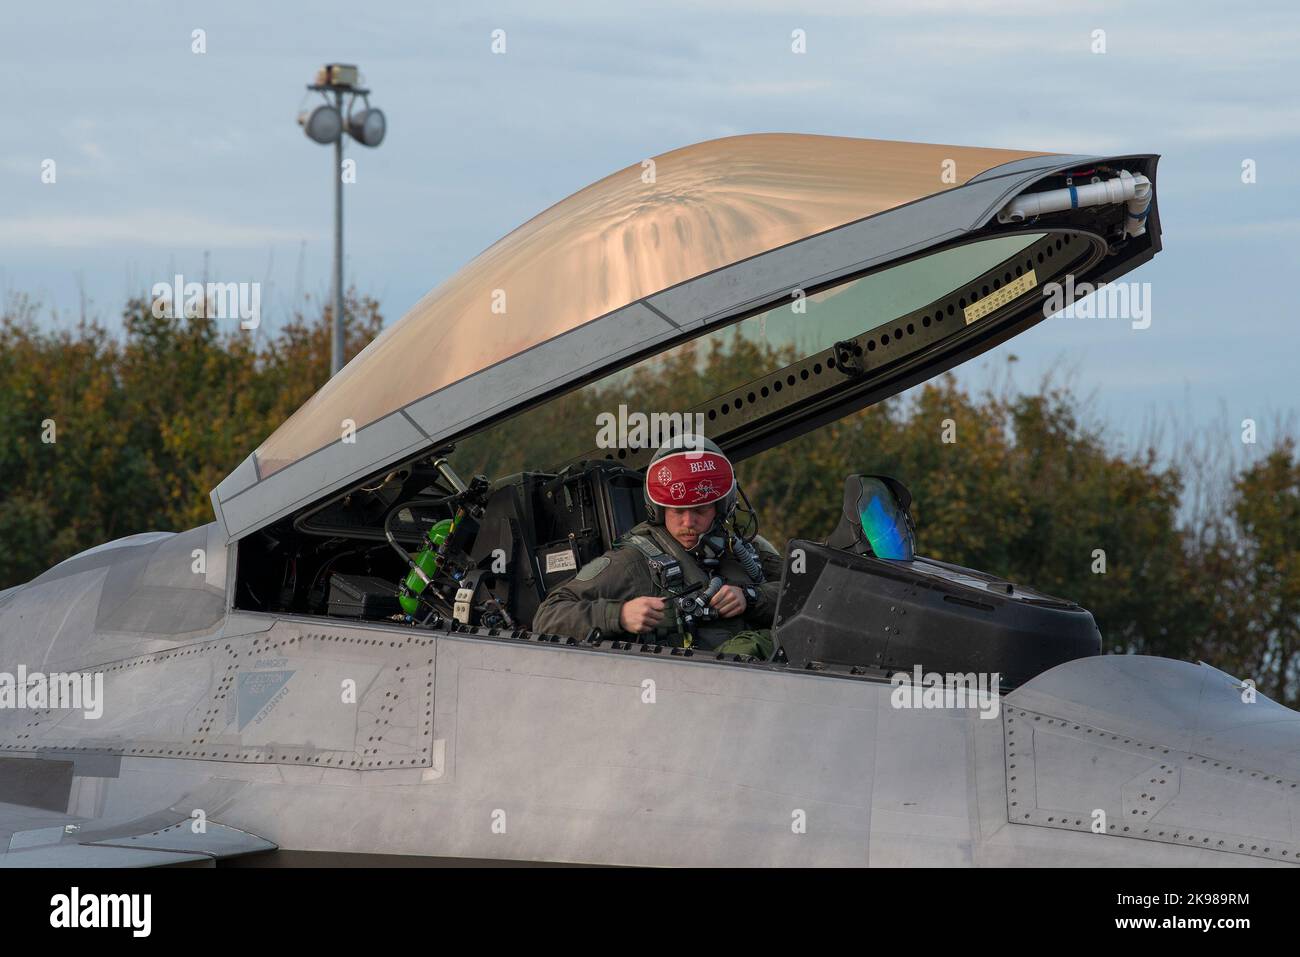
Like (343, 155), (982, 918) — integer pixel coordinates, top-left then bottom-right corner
(3, 133), (1296, 867)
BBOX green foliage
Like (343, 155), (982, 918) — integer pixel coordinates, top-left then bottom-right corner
(2, 293), (1297, 706)
(1182, 441), (1300, 703)
(0, 291), (381, 585)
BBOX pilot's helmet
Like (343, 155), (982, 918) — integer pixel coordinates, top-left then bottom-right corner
(643, 436), (737, 525)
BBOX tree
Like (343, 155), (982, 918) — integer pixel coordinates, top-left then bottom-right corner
(3, 293), (1297, 709)
(0, 290), (381, 586)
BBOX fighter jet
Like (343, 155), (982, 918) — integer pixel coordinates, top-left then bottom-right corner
(3, 133), (1296, 867)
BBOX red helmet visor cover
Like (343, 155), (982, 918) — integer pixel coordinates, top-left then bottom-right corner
(646, 450), (735, 509)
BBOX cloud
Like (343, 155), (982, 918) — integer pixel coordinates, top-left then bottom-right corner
(1159, 104), (1300, 143)
(1179, 218), (1300, 240)
(501, 0), (1100, 16)
(723, 78), (837, 96)
(0, 212), (321, 249)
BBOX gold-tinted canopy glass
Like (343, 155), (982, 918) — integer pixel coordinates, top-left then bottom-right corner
(255, 133), (1047, 476)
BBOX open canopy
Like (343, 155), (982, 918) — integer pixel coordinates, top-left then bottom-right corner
(211, 133), (1159, 543)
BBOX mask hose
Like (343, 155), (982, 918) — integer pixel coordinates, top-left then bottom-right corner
(729, 533), (765, 583)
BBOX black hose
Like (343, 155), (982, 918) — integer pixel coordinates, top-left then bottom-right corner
(730, 535), (765, 583)
(383, 496), (456, 581)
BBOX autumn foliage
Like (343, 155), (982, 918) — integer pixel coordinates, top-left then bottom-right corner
(2, 294), (1297, 705)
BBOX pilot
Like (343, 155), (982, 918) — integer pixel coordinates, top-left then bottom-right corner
(531, 437), (784, 658)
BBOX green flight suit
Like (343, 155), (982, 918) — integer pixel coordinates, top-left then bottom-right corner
(531, 521), (784, 658)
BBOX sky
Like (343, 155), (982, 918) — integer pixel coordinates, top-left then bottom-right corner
(1, 0), (1297, 462)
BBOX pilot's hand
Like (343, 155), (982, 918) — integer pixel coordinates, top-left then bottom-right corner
(620, 596), (666, 634)
(710, 584), (747, 619)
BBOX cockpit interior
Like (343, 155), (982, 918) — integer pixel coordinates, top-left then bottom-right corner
(234, 220), (1118, 687)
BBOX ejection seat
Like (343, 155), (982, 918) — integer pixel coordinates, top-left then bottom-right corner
(466, 461), (647, 630)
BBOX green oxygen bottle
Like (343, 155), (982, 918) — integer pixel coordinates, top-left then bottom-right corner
(398, 517), (455, 616)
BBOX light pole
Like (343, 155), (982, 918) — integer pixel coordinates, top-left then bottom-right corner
(298, 63), (387, 377)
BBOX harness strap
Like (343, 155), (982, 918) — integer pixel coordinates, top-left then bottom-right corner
(615, 532), (688, 645)
(616, 533), (683, 591)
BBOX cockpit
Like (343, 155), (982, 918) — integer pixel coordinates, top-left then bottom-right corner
(231, 227), (1116, 687)
(227, 144), (1157, 689)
